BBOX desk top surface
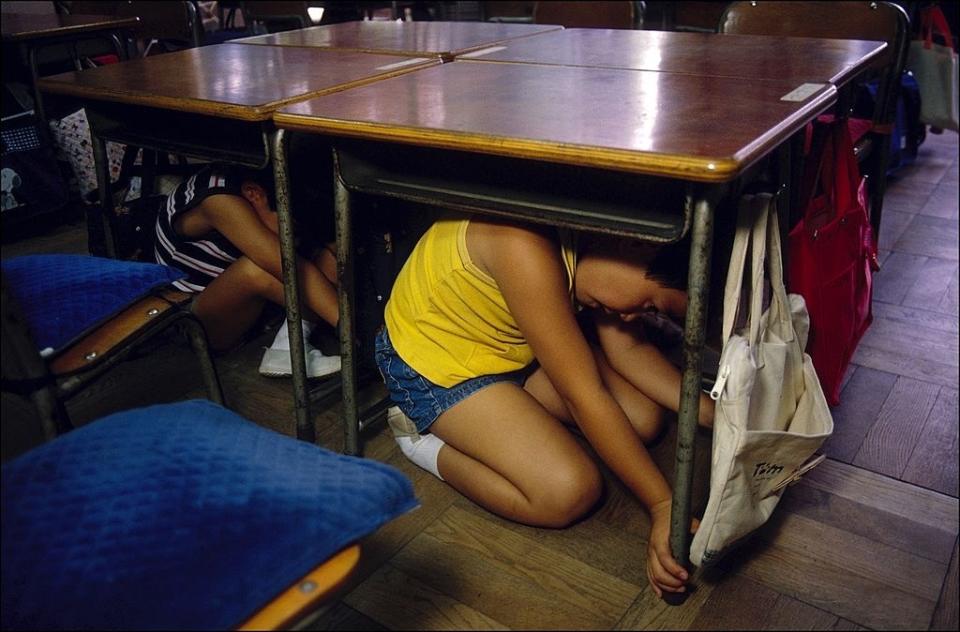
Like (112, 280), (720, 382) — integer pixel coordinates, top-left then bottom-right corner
(37, 44), (440, 121)
(461, 28), (886, 87)
(229, 20), (564, 58)
(1, 12), (140, 42)
(275, 60), (836, 182)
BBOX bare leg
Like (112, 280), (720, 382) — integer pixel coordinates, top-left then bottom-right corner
(429, 382), (603, 528)
(593, 314), (715, 428)
(525, 346), (667, 443)
(193, 256), (318, 351)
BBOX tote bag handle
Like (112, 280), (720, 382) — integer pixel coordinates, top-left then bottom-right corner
(721, 194), (795, 357)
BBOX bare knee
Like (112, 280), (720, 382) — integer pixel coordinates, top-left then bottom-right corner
(527, 461), (603, 528)
(630, 407), (667, 444)
(231, 256), (279, 296)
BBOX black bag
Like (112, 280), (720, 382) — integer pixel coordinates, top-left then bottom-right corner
(854, 71), (926, 175)
(114, 193), (166, 262)
(1, 112), (70, 224)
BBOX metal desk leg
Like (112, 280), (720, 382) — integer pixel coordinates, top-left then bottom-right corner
(271, 129), (314, 443)
(89, 132), (116, 258)
(667, 187), (717, 598)
(333, 166), (360, 456)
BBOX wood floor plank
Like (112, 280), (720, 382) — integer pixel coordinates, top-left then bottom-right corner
(902, 259), (960, 319)
(858, 312), (959, 369)
(300, 601), (388, 631)
(894, 215), (960, 261)
(613, 568), (717, 630)
(394, 504), (640, 629)
(878, 208), (917, 252)
(452, 490), (653, 589)
(778, 483), (956, 565)
(828, 367), (897, 463)
(903, 388), (960, 497)
(342, 564), (508, 631)
(829, 618), (869, 630)
(940, 266), (959, 316)
(731, 512), (941, 630)
(794, 458), (960, 535)
(853, 377), (940, 477)
(872, 251), (930, 305)
(852, 344), (957, 388)
(882, 178), (937, 213)
(688, 574), (779, 630)
(918, 179), (960, 220)
(870, 301), (960, 334)
(930, 537), (959, 631)
(765, 594), (842, 630)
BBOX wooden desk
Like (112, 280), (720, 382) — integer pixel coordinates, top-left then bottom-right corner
(2, 12), (140, 121)
(272, 60), (837, 570)
(460, 28), (886, 87)
(229, 20), (563, 61)
(37, 42), (438, 265)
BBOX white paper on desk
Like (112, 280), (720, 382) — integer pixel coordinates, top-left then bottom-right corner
(376, 58), (429, 71)
(780, 83), (828, 102)
(459, 46), (507, 58)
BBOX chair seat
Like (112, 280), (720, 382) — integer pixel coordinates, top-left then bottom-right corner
(1, 400), (419, 630)
(0, 255), (186, 354)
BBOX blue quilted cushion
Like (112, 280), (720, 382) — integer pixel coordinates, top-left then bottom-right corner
(0, 254), (186, 353)
(1, 400), (418, 631)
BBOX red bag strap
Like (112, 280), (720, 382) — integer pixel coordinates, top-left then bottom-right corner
(922, 5), (957, 52)
(799, 118), (862, 219)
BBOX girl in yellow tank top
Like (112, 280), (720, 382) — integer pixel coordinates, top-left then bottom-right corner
(375, 213), (715, 598)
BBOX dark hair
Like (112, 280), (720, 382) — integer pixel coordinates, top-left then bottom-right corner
(645, 237), (692, 292)
(231, 165), (276, 210)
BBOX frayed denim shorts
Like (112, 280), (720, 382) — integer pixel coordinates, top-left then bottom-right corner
(375, 327), (534, 433)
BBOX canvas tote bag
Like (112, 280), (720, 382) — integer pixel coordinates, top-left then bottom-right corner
(690, 193), (834, 567)
(907, 4), (960, 132)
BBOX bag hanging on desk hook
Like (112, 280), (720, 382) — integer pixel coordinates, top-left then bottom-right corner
(690, 192), (834, 567)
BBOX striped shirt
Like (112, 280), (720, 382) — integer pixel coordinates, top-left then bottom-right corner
(154, 167), (244, 293)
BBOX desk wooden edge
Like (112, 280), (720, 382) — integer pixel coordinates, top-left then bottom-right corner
(275, 83), (836, 183)
(1, 16), (140, 43)
(36, 59), (441, 122)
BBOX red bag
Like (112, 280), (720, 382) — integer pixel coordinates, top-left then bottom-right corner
(788, 117), (879, 406)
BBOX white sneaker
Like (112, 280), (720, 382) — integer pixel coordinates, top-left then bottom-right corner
(258, 348), (341, 378)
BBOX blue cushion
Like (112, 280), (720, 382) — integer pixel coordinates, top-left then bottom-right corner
(1, 400), (418, 630)
(1, 255), (186, 353)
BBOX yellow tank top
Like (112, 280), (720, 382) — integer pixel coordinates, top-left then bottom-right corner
(384, 216), (577, 388)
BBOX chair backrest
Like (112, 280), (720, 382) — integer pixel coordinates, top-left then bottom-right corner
(671, 1), (730, 32)
(719, 1), (910, 125)
(533, 1), (636, 29)
(483, 1), (536, 22)
(115, 0), (202, 50)
(242, 0), (310, 32)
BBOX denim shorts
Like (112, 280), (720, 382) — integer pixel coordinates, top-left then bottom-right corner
(375, 327), (534, 433)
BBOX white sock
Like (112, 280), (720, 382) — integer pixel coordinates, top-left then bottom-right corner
(395, 434), (445, 481)
(270, 319), (316, 351)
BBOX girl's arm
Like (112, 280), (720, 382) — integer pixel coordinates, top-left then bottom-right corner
(593, 312), (715, 427)
(195, 194), (339, 326)
(472, 220), (688, 595)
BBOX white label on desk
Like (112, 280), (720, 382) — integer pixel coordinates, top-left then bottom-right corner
(780, 83), (828, 102)
(376, 58), (429, 71)
(459, 46), (507, 58)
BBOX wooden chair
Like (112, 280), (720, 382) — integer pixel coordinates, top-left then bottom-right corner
(718, 1), (911, 240)
(0, 399), (417, 630)
(1, 255), (224, 441)
(532, 1), (637, 29)
(242, 1), (312, 33)
(482, 1), (536, 23)
(114, 0), (203, 54)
